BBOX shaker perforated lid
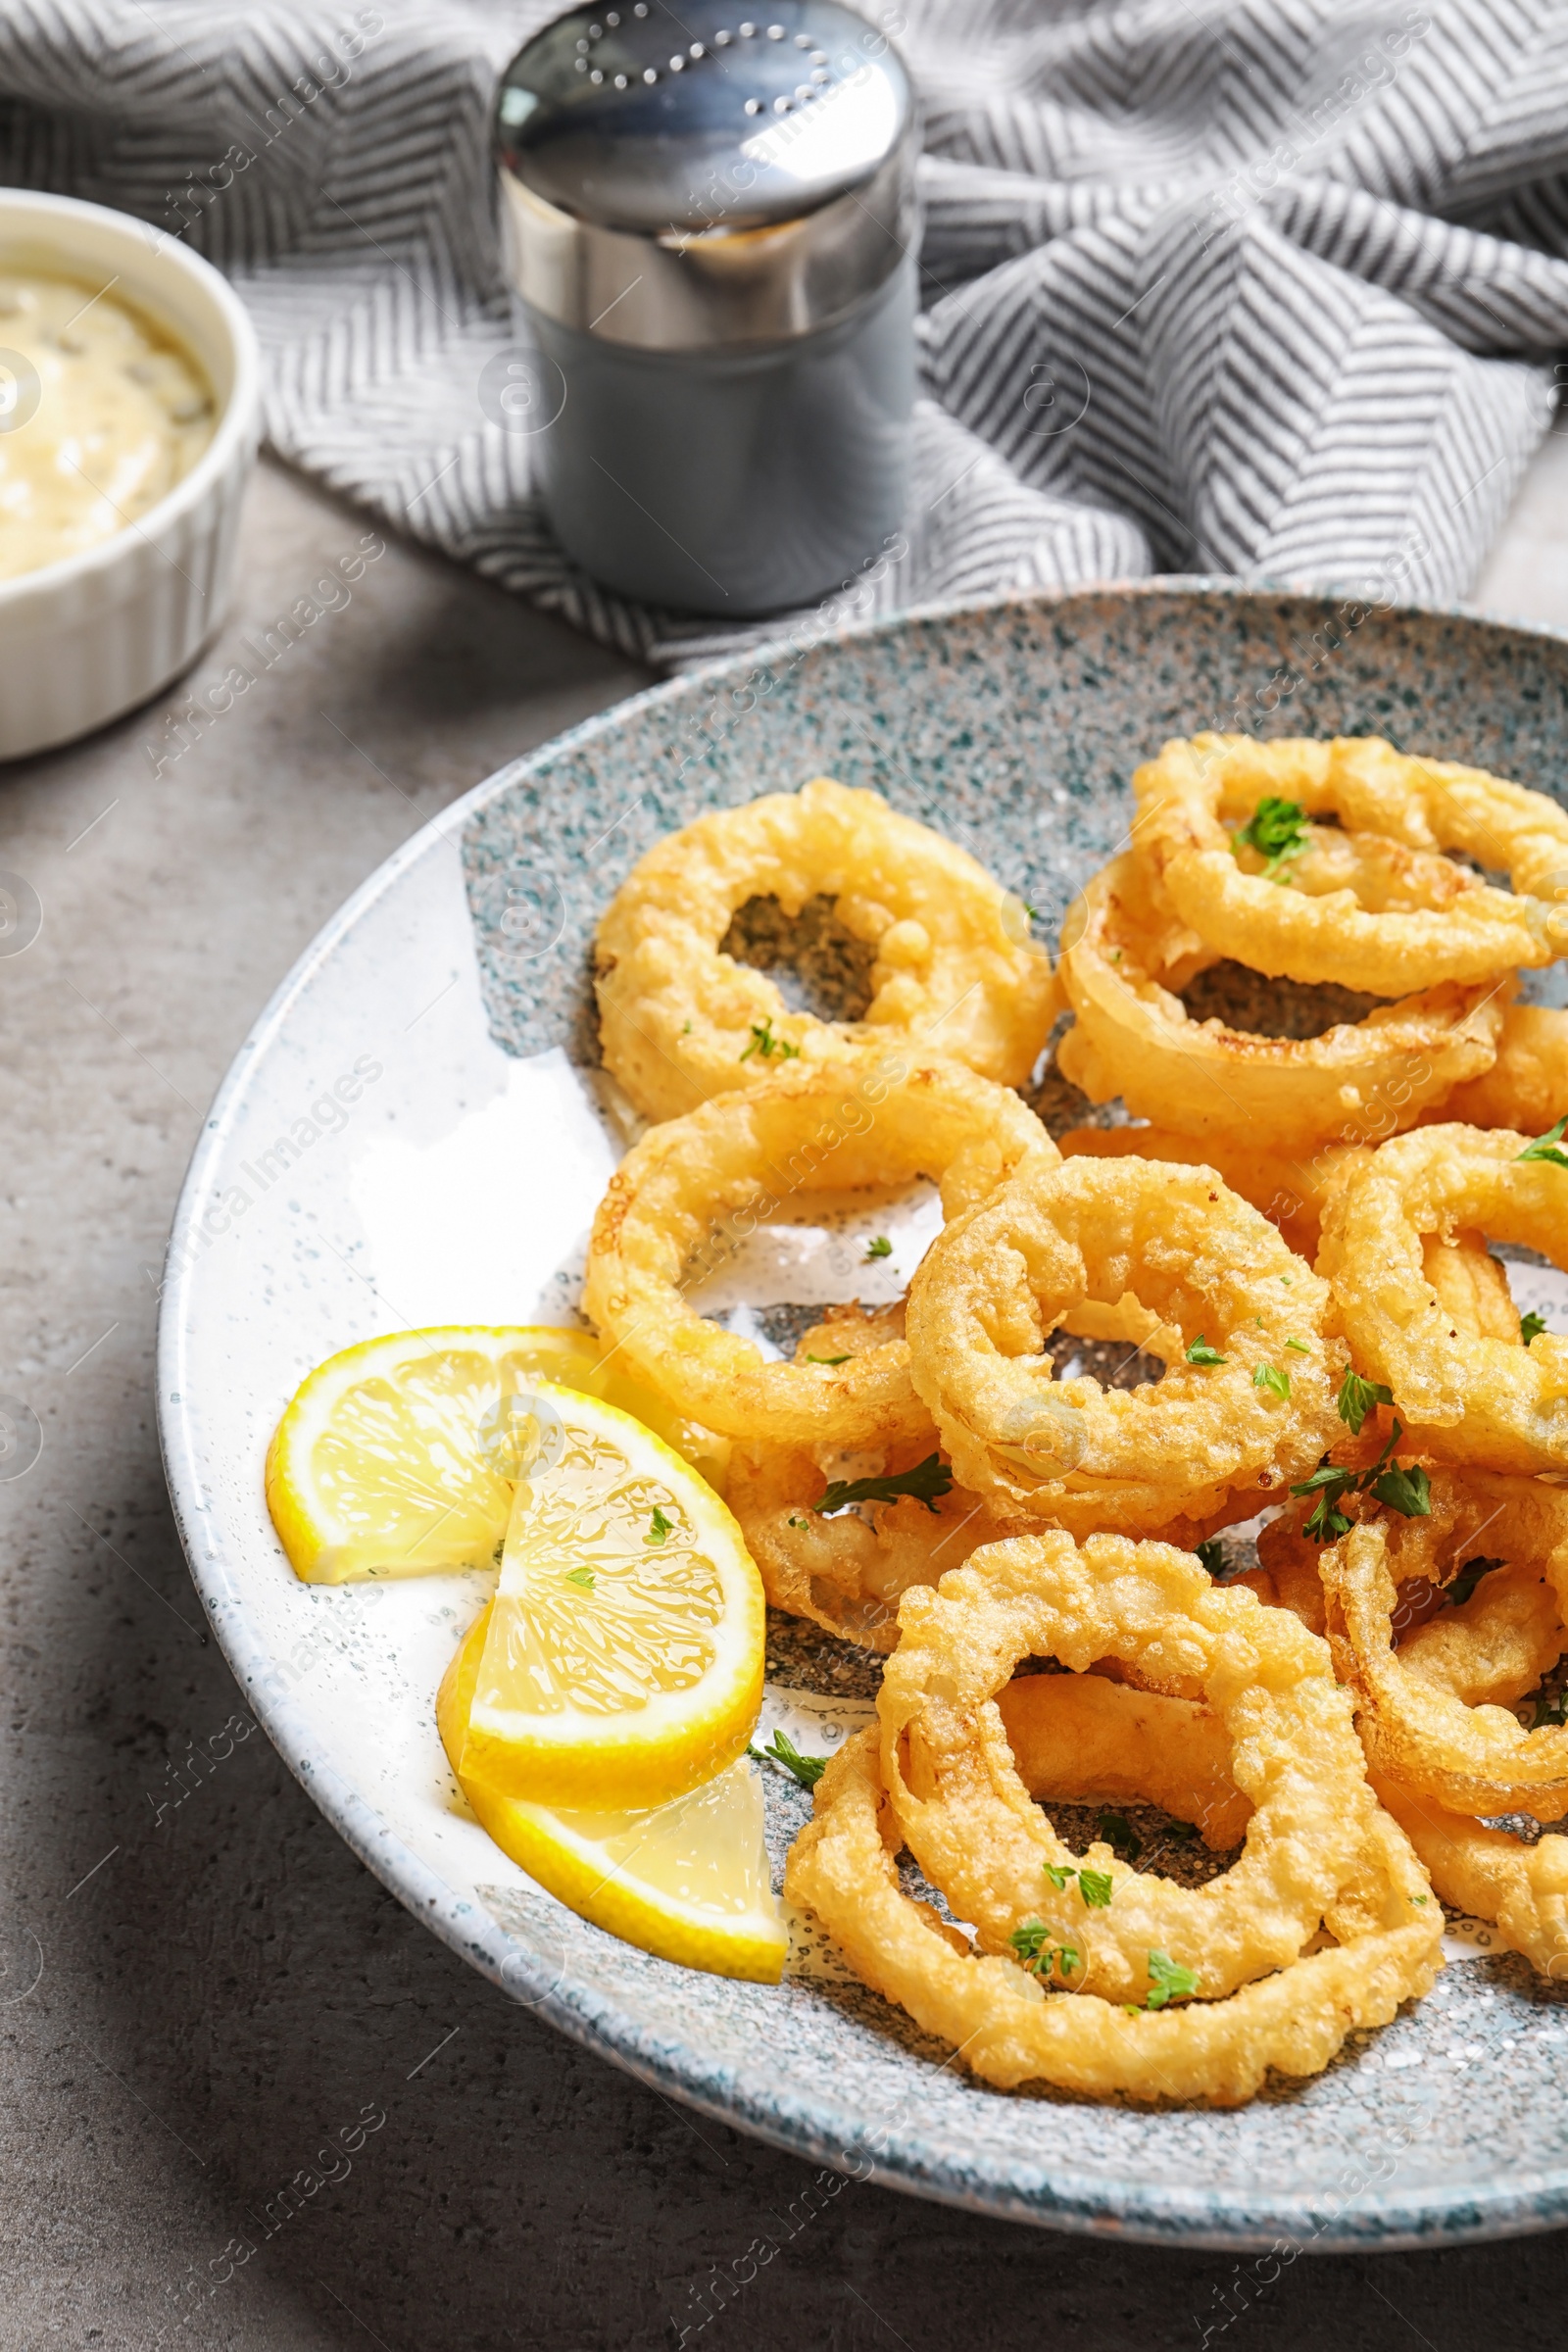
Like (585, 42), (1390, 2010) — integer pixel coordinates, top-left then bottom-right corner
(495, 0), (917, 350)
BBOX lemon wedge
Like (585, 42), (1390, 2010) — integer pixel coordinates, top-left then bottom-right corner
(266, 1324), (728, 1584)
(439, 1605), (785, 1983)
(456, 1382), (763, 1806)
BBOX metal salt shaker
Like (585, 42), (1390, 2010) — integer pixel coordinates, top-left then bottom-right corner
(495, 0), (917, 616)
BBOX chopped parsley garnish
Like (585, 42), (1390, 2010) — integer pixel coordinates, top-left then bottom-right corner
(864, 1235), (893, 1261)
(1042, 1861), (1114, 1907)
(1253, 1363), (1291, 1399)
(646, 1505), (673, 1545)
(1144, 1948), (1200, 2009)
(1535, 1690), (1568, 1731)
(1008, 1920), (1080, 1981)
(564, 1566), (596, 1590)
(749, 1729), (826, 1789)
(1186, 1335), (1228, 1367)
(806, 1352), (853, 1365)
(1097, 1811), (1142, 1865)
(1292, 1417), (1431, 1543)
(1232, 796), (1310, 880)
(1518, 1113), (1568, 1168)
(1338, 1365), (1394, 1436)
(1284, 1338), (1310, 1355)
(788, 1515), (808, 1529)
(739, 1017), (800, 1063)
(1448, 1554), (1504, 1608)
(813, 1453), (953, 1516)
(1522, 1309), (1549, 1347)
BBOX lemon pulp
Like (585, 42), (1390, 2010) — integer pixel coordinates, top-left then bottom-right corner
(440, 1606), (785, 1984)
(265, 1324), (727, 1583)
(460, 1386), (763, 1805)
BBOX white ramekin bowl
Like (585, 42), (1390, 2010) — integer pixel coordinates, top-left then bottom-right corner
(0, 190), (261, 762)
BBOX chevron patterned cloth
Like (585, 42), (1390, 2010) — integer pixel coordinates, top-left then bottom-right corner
(2, 1), (1564, 665)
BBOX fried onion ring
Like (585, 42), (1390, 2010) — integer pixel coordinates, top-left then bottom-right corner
(1318, 1124), (1568, 1470)
(905, 1153), (1340, 1530)
(1059, 1122), (1372, 1260)
(1130, 734), (1568, 992)
(1055, 856), (1503, 1151)
(1247, 1454), (1565, 1672)
(878, 1533), (1379, 2002)
(594, 778), (1057, 1120)
(1373, 1773), (1568, 1980)
(997, 1672), (1253, 1848)
(1429, 1003), (1568, 1136)
(725, 1309), (1010, 1649)
(782, 1726), (1441, 2105)
(582, 1051), (1053, 1448)
(1319, 1489), (1568, 1820)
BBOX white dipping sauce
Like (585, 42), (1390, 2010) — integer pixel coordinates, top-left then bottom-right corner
(0, 271), (216, 580)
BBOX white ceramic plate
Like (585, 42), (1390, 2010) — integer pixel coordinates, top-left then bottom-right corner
(160, 583), (1568, 2250)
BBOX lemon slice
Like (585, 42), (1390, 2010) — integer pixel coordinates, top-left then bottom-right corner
(456, 1382), (763, 1807)
(266, 1324), (729, 1583)
(439, 1606), (785, 1983)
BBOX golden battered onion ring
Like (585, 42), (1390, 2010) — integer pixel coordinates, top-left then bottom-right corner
(582, 1052), (1053, 1448)
(1430, 1003), (1568, 1136)
(1059, 1122), (1371, 1260)
(1317, 1124), (1568, 1471)
(594, 777), (1057, 1120)
(1247, 1455), (1565, 1676)
(878, 1533), (1378, 2002)
(1130, 733), (1568, 992)
(1055, 856), (1503, 1152)
(1319, 1490), (1568, 1821)
(997, 1672), (1253, 1849)
(1373, 1773), (1568, 1980)
(904, 1153), (1341, 1530)
(782, 1727), (1441, 2105)
(726, 1309), (1010, 1649)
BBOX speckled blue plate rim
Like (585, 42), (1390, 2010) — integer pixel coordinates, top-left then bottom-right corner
(159, 575), (1568, 2254)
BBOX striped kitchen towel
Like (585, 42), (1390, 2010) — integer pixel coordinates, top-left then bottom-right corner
(1, 0), (1564, 665)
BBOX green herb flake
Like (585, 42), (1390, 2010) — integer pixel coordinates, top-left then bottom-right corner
(1338, 1366), (1395, 1436)
(1186, 1335), (1228, 1367)
(806, 1352), (853, 1365)
(1232, 796), (1310, 880)
(1144, 1948), (1200, 2009)
(1008, 1920), (1080, 1981)
(749, 1729), (827, 1789)
(1522, 1309), (1549, 1347)
(1097, 1810), (1142, 1865)
(739, 1017), (800, 1063)
(814, 1453), (953, 1516)
(1043, 1863), (1077, 1890)
(564, 1566), (596, 1591)
(646, 1505), (674, 1545)
(864, 1235), (893, 1261)
(1536, 1690), (1568, 1731)
(1195, 1537), (1228, 1580)
(1078, 1867), (1115, 1909)
(1284, 1338), (1310, 1354)
(1253, 1363), (1291, 1399)
(1518, 1113), (1568, 1168)
(1448, 1554), (1504, 1608)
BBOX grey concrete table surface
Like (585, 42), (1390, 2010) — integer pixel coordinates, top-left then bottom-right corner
(4, 447), (1568, 2352)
